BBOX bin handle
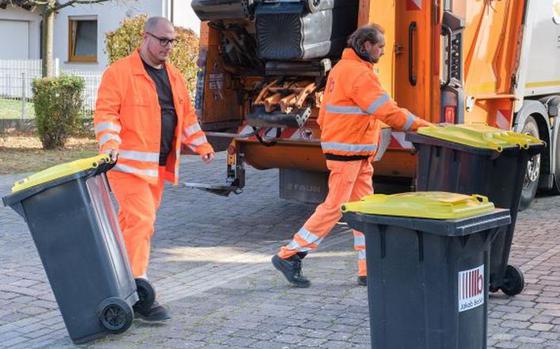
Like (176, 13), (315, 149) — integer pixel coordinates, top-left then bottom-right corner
(438, 193), (489, 206)
(472, 194), (488, 204)
(91, 154), (116, 177)
(408, 22), (417, 86)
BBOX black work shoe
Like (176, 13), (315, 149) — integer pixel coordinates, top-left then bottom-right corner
(357, 276), (367, 286)
(272, 254), (311, 288)
(134, 300), (170, 323)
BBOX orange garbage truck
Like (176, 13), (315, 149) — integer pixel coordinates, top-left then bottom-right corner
(188, 0), (560, 209)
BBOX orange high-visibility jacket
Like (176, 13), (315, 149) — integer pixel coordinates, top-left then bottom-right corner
(318, 48), (426, 157)
(94, 50), (213, 184)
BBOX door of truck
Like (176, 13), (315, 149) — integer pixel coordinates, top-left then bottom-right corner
(394, 0), (439, 122)
(197, 23), (245, 134)
(373, 0), (440, 178)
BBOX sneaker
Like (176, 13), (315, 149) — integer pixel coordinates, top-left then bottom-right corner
(272, 254), (311, 288)
(134, 300), (170, 323)
(357, 276), (367, 286)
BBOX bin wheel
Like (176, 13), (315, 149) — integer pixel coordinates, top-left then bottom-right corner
(305, 0), (321, 12)
(97, 297), (133, 334)
(489, 285), (500, 293)
(134, 278), (155, 312)
(500, 265), (525, 297)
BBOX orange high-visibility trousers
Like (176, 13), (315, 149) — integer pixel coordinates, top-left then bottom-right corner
(108, 167), (165, 277)
(278, 159), (373, 276)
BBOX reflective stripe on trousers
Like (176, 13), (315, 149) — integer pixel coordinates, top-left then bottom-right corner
(278, 159), (373, 276)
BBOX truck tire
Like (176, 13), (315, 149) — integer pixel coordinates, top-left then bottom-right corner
(305, 0), (321, 13)
(519, 116), (541, 211)
(551, 129), (560, 194)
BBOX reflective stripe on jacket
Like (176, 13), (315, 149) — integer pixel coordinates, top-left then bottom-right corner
(318, 48), (426, 157)
(94, 50), (213, 184)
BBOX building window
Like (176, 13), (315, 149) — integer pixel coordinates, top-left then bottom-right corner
(68, 18), (97, 62)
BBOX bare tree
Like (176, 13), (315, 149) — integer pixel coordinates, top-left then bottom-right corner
(0, 0), (114, 76)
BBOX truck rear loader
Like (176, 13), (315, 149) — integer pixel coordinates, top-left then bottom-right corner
(188, 0), (560, 210)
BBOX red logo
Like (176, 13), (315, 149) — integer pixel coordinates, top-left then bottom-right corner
(458, 265), (485, 312)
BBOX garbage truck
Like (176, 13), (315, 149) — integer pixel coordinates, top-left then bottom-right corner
(188, 0), (560, 209)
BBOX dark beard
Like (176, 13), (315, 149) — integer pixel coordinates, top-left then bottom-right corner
(351, 46), (375, 63)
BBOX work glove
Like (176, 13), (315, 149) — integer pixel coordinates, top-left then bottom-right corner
(103, 149), (119, 163)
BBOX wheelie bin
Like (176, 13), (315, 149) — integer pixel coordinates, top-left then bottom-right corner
(342, 192), (511, 349)
(2, 155), (154, 344)
(406, 124), (544, 296)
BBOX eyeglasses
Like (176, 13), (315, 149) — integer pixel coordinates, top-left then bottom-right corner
(146, 32), (176, 47)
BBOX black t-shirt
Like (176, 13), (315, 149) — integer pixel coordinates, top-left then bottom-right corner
(142, 59), (178, 166)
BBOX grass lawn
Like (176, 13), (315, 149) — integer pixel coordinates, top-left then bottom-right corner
(0, 98), (35, 119)
(0, 132), (98, 175)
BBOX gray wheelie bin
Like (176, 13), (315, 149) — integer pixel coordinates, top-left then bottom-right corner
(407, 124), (544, 296)
(342, 192), (511, 349)
(2, 155), (139, 344)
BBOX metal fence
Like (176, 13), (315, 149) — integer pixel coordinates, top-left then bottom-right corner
(0, 59), (101, 120)
(63, 69), (102, 115)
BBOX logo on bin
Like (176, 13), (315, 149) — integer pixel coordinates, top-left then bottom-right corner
(458, 265), (484, 312)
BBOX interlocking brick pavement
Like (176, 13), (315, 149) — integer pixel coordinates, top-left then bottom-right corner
(1, 153), (559, 348)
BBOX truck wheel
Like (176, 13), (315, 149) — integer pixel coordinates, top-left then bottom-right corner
(500, 265), (525, 297)
(97, 297), (133, 334)
(551, 129), (560, 194)
(305, 0), (321, 13)
(519, 116), (541, 211)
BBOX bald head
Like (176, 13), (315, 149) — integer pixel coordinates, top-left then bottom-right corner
(144, 17), (173, 33)
(140, 16), (176, 67)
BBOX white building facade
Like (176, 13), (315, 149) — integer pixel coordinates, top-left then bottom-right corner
(0, 5), (42, 60)
(0, 0), (201, 72)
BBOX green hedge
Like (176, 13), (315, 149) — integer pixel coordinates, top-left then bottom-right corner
(32, 75), (85, 149)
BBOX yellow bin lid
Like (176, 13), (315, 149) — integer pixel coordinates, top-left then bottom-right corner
(11, 154), (111, 193)
(417, 124), (543, 152)
(341, 192), (495, 220)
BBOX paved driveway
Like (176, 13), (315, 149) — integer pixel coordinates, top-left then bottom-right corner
(1, 153), (559, 348)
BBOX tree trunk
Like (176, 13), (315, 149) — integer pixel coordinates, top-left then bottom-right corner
(41, 8), (55, 77)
